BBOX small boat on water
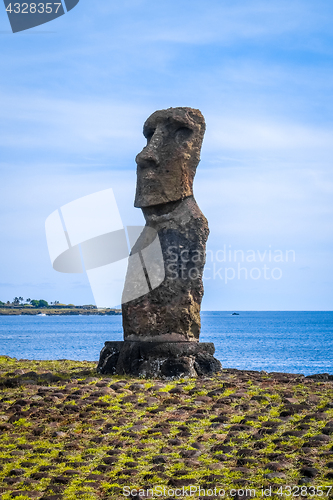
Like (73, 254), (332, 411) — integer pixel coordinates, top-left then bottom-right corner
(231, 312), (239, 315)
(37, 313), (47, 317)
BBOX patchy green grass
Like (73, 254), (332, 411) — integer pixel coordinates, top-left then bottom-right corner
(0, 357), (332, 499)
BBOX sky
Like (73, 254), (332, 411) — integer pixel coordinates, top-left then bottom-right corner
(0, 0), (332, 310)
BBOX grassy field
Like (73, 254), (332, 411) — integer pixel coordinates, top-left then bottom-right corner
(0, 356), (332, 499)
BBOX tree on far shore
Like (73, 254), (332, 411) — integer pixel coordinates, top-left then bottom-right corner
(31, 299), (49, 308)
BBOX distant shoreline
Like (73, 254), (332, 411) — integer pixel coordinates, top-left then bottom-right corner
(0, 306), (122, 316)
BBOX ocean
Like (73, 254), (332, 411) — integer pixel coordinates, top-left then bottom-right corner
(0, 311), (332, 376)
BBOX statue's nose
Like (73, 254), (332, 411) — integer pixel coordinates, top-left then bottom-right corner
(135, 148), (158, 167)
(136, 129), (163, 167)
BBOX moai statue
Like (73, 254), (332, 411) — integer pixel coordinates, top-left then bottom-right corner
(123, 107), (208, 341)
(97, 107), (221, 378)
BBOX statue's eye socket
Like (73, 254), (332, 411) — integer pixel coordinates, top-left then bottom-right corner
(145, 129), (154, 143)
(175, 126), (193, 140)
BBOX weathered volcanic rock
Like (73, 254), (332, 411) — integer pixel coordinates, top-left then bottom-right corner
(98, 107), (221, 377)
(122, 107), (208, 342)
(122, 196), (208, 341)
(134, 107), (205, 207)
(97, 341), (221, 378)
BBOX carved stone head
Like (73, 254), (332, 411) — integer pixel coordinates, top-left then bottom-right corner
(134, 107), (206, 208)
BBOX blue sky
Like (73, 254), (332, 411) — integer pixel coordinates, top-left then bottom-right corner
(0, 0), (332, 310)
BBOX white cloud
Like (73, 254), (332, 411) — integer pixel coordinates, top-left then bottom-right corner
(205, 115), (333, 151)
(88, 0), (332, 46)
(0, 93), (147, 155)
(194, 164), (333, 246)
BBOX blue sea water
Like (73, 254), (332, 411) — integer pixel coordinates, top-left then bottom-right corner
(0, 312), (332, 376)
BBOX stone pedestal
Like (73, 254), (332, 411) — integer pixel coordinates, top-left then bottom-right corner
(97, 341), (221, 378)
